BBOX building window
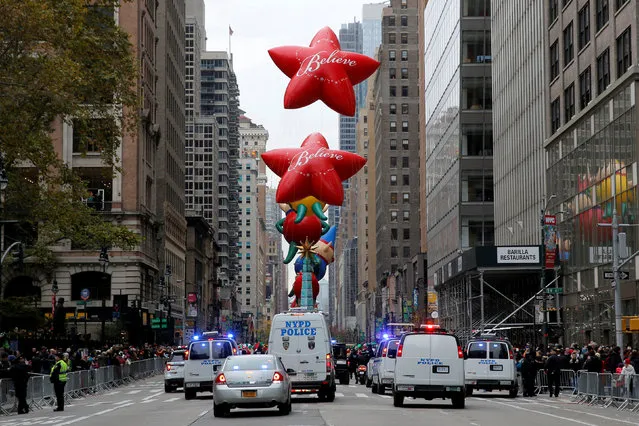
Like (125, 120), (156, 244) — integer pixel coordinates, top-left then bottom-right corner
(389, 68), (396, 79)
(391, 211), (398, 222)
(390, 139), (397, 150)
(390, 121), (397, 132)
(245, 298), (250, 306)
(401, 33), (408, 44)
(391, 247), (398, 258)
(579, 66), (592, 109)
(401, 0), (407, 9)
(402, 157), (409, 168)
(401, 121), (408, 132)
(549, 0), (558, 23)
(578, 3), (590, 50)
(401, 104), (409, 114)
(551, 97), (561, 133)
(400, 15), (408, 26)
(390, 103), (397, 114)
(403, 228), (410, 240)
(402, 192), (409, 203)
(390, 192), (398, 204)
(389, 50), (396, 61)
(390, 156), (397, 168)
(616, 0), (629, 11)
(402, 211), (410, 221)
(402, 175), (409, 185)
(401, 86), (409, 97)
(563, 22), (574, 66)
(616, 27), (631, 78)
(596, 0), (609, 31)
(389, 32), (396, 44)
(391, 228), (398, 240)
(597, 48), (610, 94)
(402, 139), (409, 150)
(390, 175), (397, 186)
(390, 86), (397, 97)
(246, 277), (251, 285)
(388, 15), (395, 26)
(401, 68), (408, 79)
(403, 246), (411, 258)
(564, 83), (575, 122)
(401, 50), (408, 61)
(550, 40), (559, 80)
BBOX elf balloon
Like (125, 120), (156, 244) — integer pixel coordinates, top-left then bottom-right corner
(261, 132), (366, 206)
(268, 27), (380, 116)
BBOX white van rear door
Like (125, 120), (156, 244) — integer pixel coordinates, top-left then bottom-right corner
(430, 335), (463, 387)
(186, 341), (215, 382)
(465, 341), (489, 380)
(487, 342), (514, 381)
(398, 334), (432, 385)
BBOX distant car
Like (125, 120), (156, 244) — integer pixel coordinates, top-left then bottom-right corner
(332, 343), (349, 385)
(164, 350), (187, 392)
(372, 339), (399, 394)
(212, 354), (292, 417)
(465, 336), (517, 397)
(183, 339), (234, 400)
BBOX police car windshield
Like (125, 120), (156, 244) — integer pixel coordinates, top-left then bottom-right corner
(489, 342), (509, 359)
(170, 352), (185, 362)
(190, 342), (210, 360)
(387, 340), (399, 357)
(224, 356), (276, 371)
(189, 341), (232, 360)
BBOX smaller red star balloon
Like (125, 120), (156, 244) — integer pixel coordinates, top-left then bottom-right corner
(262, 133), (366, 206)
(268, 27), (380, 116)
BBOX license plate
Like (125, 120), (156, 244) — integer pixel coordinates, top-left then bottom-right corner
(242, 390), (257, 398)
(446, 386), (461, 392)
(397, 385), (414, 391)
(185, 383), (198, 388)
(435, 366), (449, 374)
(304, 373), (316, 379)
(490, 365), (503, 371)
(336, 360), (346, 364)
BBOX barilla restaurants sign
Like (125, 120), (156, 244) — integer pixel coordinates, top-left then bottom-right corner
(280, 321), (317, 336)
(496, 246), (540, 264)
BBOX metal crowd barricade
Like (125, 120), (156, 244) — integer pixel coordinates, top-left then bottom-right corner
(571, 371), (639, 411)
(0, 357), (166, 416)
(535, 370), (548, 395)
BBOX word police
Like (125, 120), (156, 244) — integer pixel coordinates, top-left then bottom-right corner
(280, 321), (317, 336)
(417, 358), (443, 365)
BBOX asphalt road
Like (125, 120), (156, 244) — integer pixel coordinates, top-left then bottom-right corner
(2, 376), (638, 425)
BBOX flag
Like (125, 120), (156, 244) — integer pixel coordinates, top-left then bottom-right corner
(229, 26), (234, 36)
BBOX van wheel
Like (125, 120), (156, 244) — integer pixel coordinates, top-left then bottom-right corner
(164, 384), (172, 393)
(344, 376), (350, 385)
(393, 393), (404, 407)
(451, 392), (465, 409)
(184, 390), (196, 400)
(213, 403), (227, 417)
(509, 387), (518, 398)
(466, 386), (473, 396)
(339, 377), (348, 385)
(377, 384), (385, 395)
(325, 390), (336, 402)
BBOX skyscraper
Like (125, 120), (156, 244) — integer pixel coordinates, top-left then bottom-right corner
(362, 2), (386, 103)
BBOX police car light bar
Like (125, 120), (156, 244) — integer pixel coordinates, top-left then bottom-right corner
(382, 333), (389, 340)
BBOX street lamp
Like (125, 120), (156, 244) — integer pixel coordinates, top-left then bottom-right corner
(98, 248), (109, 343)
(540, 194), (556, 348)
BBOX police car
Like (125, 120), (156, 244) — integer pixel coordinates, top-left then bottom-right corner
(464, 335), (517, 397)
(183, 337), (235, 400)
(268, 311), (336, 401)
(392, 325), (466, 408)
(371, 335), (400, 394)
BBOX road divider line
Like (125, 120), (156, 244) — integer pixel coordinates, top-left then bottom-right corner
(126, 390), (142, 394)
(53, 403), (135, 425)
(378, 395), (391, 399)
(113, 400), (133, 405)
(335, 392), (345, 397)
(482, 398), (599, 426)
(140, 399), (157, 404)
(164, 397), (180, 402)
(355, 393), (368, 398)
(528, 400), (639, 425)
(142, 391), (163, 401)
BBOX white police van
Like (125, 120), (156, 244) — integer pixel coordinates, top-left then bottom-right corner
(464, 336), (517, 397)
(268, 310), (336, 401)
(183, 338), (234, 400)
(371, 337), (400, 395)
(393, 325), (466, 408)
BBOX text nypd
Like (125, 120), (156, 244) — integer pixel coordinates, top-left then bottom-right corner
(280, 321), (317, 336)
(496, 247), (539, 264)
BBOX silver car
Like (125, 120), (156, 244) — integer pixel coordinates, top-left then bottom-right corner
(212, 354), (292, 417)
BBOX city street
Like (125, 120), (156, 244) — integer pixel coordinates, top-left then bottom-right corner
(1, 376), (638, 425)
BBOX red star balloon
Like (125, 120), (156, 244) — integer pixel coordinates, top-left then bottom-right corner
(268, 26), (380, 116)
(261, 133), (366, 206)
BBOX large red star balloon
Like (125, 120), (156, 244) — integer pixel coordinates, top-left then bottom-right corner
(268, 27), (380, 116)
(261, 133), (366, 206)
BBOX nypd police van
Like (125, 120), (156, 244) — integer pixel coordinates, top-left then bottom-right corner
(464, 336), (517, 397)
(393, 325), (466, 408)
(183, 338), (234, 400)
(268, 310), (336, 401)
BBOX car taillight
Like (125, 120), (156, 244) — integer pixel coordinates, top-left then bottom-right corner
(233, 348), (237, 354)
(508, 349), (514, 359)
(184, 351), (189, 360)
(326, 354), (332, 372)
(397, 344), (403, 358)
(215, 373), (226, 384)
(166, 364), (171, 371)
(272, 372), (284, 382)
(458, 346), (464, 359)
(382, 347), (387, 357)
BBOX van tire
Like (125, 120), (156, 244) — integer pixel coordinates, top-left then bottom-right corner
(466, 386), (473, 396)
(372, 382), (378, 393)
(213, 403), (227, 417)
(164, 384), (172, 393)
(377, 384), (385, 395)
(451, 392), (465, 409)
(325, 389), (336, 402)
(185, 390), (196, 400)
(508, 387), (518, 398)
(393, 392), (404, 407)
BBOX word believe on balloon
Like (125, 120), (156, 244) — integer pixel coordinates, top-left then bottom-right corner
(287, 147), (344, 171)
(297, 50), (358, 77)
(280, 320), (317, 337)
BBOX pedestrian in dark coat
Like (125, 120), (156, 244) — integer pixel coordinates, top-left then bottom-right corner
(521, 352), (537, 397)
(10, 356), (30, 414)
(545, 349), (562, 397)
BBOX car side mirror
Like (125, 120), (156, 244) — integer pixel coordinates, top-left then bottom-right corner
(286, 368), (297, 376)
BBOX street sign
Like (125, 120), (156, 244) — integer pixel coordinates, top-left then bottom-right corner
(80, 288), (90, 301)
(535, 295), (554, 300)
(546, 287), (564, 294)
(76, 301), (86, 306)
(151, 318), (168, 329)
(604, 270), (630, 280)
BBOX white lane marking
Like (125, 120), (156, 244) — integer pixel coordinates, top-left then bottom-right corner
(104, 391), (120, 396)
(197, 410), (209, 418)
(113, 400), (133, 405)
(141, 399), (157, 404)
(126, 389), (142, 394)
(470, 423), (479, 426)
(142, 391), (163, 401)
(348, 385), (357, 388)
(86, 401), (111, 407)
(529, 401), (639, 425)
(335, 392), (345, 397)
(53, 403), (135, 425)
(164, 397), (180, 402)
(355, 393), (368, 398)
(378, 395), (391, 399)
(439, 409), (449, 416)
(483, 399), (599, 426)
